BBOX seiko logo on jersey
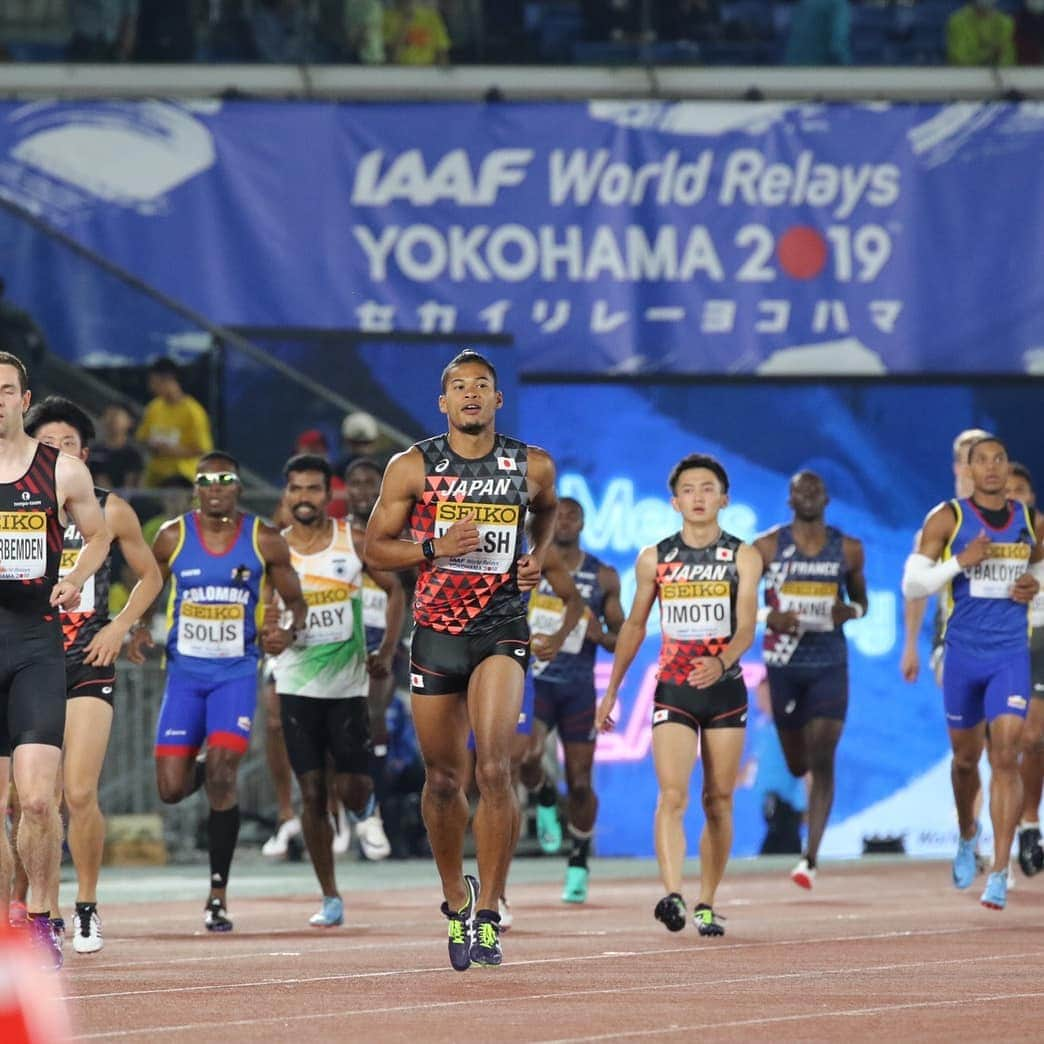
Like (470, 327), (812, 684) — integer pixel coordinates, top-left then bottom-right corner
(444, 477), (513, 498)
(0, 512), (45, 531)
(497, 456), (516, 471)
(434, 458), (450, 473)
(437, 501), (518, 524)
(662, 563), (730, 582)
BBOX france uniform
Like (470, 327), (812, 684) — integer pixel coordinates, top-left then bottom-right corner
(941, 497), (1035, 729)
(154, 511), (266, 757)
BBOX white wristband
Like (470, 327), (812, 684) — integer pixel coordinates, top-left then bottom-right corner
(756, 605), (771, 625)
(849, 603), (865, 619)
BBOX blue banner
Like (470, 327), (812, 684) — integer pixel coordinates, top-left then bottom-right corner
(1, 99), (1043, 374)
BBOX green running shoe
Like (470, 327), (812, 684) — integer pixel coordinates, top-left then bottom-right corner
(562, 865), (589, 904)
(441, 874), (478, 972)
(470, 909), (503, 967)
(693, 904), (725, 937)
(536, 804), (562, 854)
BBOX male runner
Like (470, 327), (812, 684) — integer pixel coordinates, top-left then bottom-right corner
(365, 349), (558, 970)
(520, 496), (623, 904)
(1005, 461), (1044, 876)
(902, 436), (1043, 910)
(596, 453), (761, 937)
(265, 454), (401, 926)
(754, 471), (867, 890)
(23, 397), (162, 954)
(128, 451), (305, 931)
(345, 456), (405, 860)
(0, 353), (110, 968)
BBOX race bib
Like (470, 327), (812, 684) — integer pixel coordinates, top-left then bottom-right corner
(177, 602), (245, 658)
(433, 501), (519, 574)
(59, 546), (95, 613)
(0, 511), (47, 581)
(967, 543), (1030, 600)
(528, 591), (589, 654)
(362, 574), (387, 630)
(660, 580), (730, 642)
(300, 586), (353, 646)
(778, 580), (838, 633)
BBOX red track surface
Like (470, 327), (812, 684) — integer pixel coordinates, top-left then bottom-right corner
(61, 861), (1044, 1042)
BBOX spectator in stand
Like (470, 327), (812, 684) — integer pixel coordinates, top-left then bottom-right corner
(334, 410), (382, 474)
(89, 404), (144, 491)
(333, 0), (385, 62)
(67, 0), (139, 61)
(383, 0), (451, 64)
(141, 475), (195, 547)
(0, 276), (48, 374)
(947, 0), (1015, 65)
(251, 0), (320, 63)
(136, 357), (214, 487)
(656, 0), (721, 44)
(785, 0), (851, 65)
(134, 0), (197, 61)
(1015, 0), (1044, 63)
(293, 428), (348, 519)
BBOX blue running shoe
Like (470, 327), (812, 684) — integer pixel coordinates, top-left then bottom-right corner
(536, 804), (562, 855)
(562, 865), (589, 904)
(980, 871), (1007, 910)
(469, 909), (503, 967)
(441, 874), (478, 972)
(309, 896), (344, 927)
(952, 823), (981, 890)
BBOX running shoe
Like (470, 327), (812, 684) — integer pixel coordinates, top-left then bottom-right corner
(441, 873), (478, 972)
(309, 896), (344, 927)
(469, 909), (503, 967)
(8, 900), (26, 928)
(952, 823), (981, 890)
(562, 865), (589, 904)
(332, 807), (351, 855)
(29, 915), (62, 970)
(261, 816), (301, 857)
(1017, 825), (1043, 877)
(791, 858), (815, 890)
(498, 896), (513, 931)
(980, 870), (1008, 910)
(536, 804), (562, 855)
(654, 893), (687, 933)
(693, 905), (725, 937)
(204, 897), (233, 932)
(355, 807), (392, 861)
(72, 903), (103, 954)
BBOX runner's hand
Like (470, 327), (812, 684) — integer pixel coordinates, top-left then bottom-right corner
(126, 627), (154, 664)
(49, 579), (81, 610)
(367, 649), (393, 678)
(531, 632), (562, 662)
(688, 656), (725, 689)
(899, 642), (919, 683)
(831, 600), (858, 627)
(436, 515), (479, 558)
(956, 530), (991, 569)
(516, 553), (542, 591)
(83, 621), (127, 667)
(595, 689), (618, 732)
(1011, 571), (1039, 604)
(261, 626), (295, 655)
(766, 609), (801, 635)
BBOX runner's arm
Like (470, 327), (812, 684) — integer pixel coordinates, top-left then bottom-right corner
(518, 447), (558, 590)
(125, 519), (180, 663)
(52, 453), (111, 607)
(532, 544), (584, 661)
(258, 525), (306, 633)
(590, 563), (624, 653)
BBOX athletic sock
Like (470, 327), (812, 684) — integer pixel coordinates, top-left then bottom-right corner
(368, 746), (388, 807)
(567, 824), (593, 869)
(208, 806), (241, 890)
(536, 781), (558, 808)
(348, 791), (377, 824)
(1021, 819), (1040, 829)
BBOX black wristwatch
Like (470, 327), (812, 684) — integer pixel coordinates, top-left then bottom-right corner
(421, 538), (437, 561)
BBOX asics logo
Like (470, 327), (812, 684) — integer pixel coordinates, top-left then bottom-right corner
(434, 459), (449, 473)
(514, 648), (525, 657)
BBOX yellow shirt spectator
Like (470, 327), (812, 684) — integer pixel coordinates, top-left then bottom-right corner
(137, 359), (214, 486)
(947, 2), (1015, 66)
(384, 1), (450, 65)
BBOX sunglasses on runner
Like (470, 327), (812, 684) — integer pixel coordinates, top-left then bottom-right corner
(194, 471), (239, 487)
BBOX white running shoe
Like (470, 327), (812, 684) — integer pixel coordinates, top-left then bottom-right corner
(355, 807), (392, 861)
(262, 817), (301, 857)
(332, 807), (351, 855)
(498, 896), (513, 931)
(791, 858), (815, 890)
(72, 905), (103, 954)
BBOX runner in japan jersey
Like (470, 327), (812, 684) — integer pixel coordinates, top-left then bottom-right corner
(60, 489), (112, 663)
(272, 518), (367, 698)
(656, 531), (744, 686)
(165, 511), (266, 677)
(410, 432), (529, 635)
(762, 525), (849, 669)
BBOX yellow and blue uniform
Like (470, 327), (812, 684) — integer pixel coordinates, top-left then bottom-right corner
(154, 511), (265, 758)
(942, 497), (1035, 728)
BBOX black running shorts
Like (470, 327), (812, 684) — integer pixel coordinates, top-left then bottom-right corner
(767, 664), (849, 730)
(66, 658), (117, 705)
(652, 676), (748, 733)
(410, 617), (530, 696)
(279, 694), (371, 776)
(0, 618), (67, 755)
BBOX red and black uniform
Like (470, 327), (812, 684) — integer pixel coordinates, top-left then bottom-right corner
(408, 433), (531, 695)
(652, 530), (748, 732)
(0, 442), (68, 752)
(61, 488), (116, 705)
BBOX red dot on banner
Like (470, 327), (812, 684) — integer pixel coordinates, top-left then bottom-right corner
(777, 226), (828, 280)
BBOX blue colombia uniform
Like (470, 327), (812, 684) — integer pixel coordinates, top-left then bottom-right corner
(527, 552), (607, 743)
(941, 498), (1035, 729)
(154, 511), (265, 757)
(763, 524), (851, 729)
